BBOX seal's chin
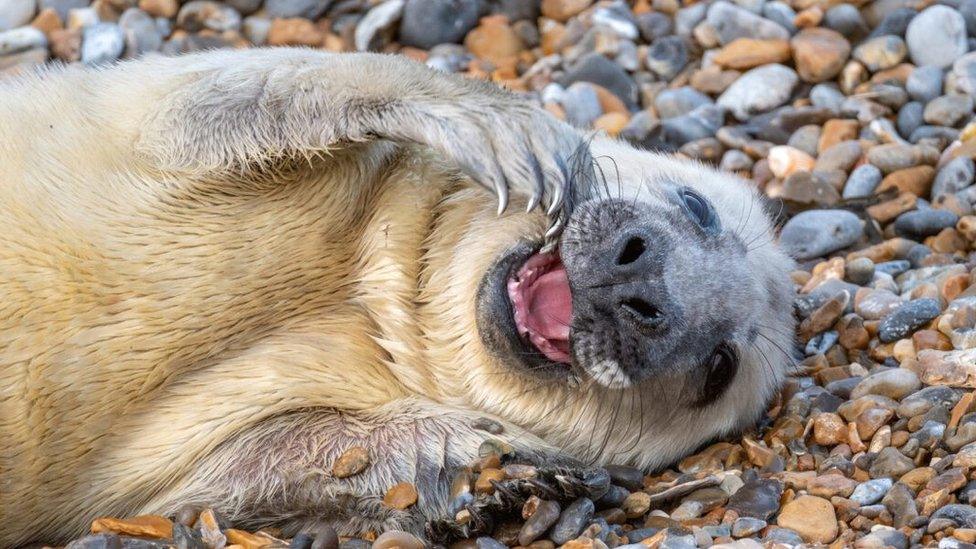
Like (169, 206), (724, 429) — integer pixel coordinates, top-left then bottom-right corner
(507, 251), (573, 364)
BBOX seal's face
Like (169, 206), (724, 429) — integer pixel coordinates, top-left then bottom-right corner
(475, 141), (796, 441)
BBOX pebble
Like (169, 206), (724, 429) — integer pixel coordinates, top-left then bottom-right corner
(707, 1), (790, 45)
(372, 531), (424, 549)
(718, 64), (798, 121)
(0, 25), (45, 55)
(853, 35), (907, 72)
(776, 495), (838, 543)
(80, 22), (123, 64)
(790, 28), (850, 83)
(383, 482), (418, 509)
(843, 164), (884, 198)
(780, 209), (863, 260)
(905, 5), (968, 69)
(118, 7), (161, 56)
(934, 157), (976, 197)
(870, 447), (916, 478)
(895, 209), (960, 238)
(264, 0), (328, 19)
(850, 478), (894, 505)
(354, 0), (404, 52)
(725, 478), (782, 520)
(879, 298), (942, 342)
(0, 0), (36, 32)
(851, 368), (921, 400)
(550, 498), (594, 544)
(907, 65), (945, 103)
(560, 52), (639, 110)
(925, 94), (974, 128)
(655, 87), (711, 119)
(646, 35), (687, 80)
(518, 499), (561, 546)
(398, 0), (479, 49)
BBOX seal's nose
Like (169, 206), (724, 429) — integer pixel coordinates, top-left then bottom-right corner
(602, 230), (674, 336)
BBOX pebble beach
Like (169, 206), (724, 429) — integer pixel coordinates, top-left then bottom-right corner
(4, 0), (976, 547)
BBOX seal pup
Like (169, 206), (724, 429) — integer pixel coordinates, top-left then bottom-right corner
(0, 48), (796, 546)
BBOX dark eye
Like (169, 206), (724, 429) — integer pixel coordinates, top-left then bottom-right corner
(693, 343), (738, 407)
(679, 188), (718, 233)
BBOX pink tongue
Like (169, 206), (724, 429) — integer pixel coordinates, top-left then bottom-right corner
(524, 266), (572, 343)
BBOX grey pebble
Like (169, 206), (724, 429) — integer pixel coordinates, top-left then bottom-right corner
(815, 140), (861, 173)
(824, 4), (868, 40)
(39, 0), (86, 21)
(646, 35), (688, 80)
(718, 64), (798, 121)
(897, 101), (924, 138)
(847, 257), (876, 285)
(934, 156), (976, 197)
(264, 0), (329, 18)
(725, 477), (782, 520)
(398, 0), (479, 49)
(851, 478), (894, 505)
(560, 52), (639, 110)
(868, 7), (916, 38)
(674, 2), (707, 37)
(549, 498), (594, 545)
(173, 523), (206, 549)
(869, 447), (916, 478)
(952, 52), (976, 95)
(806, 330), (839, 355)
(780, 209), (863, 260)
(875, 259), (911, 277)
(810, 83), (846, 112)
(637, 11), (673, 43)
(884, 482), (919, 528)
(655, 86), (712, 119)
(788, 125), (821, 157)
(518, 500), (561, 546)
(906, 5), (969, 69)
(66, 534), (124, 549)
(762, 1), (797, 33)
(706, 0), (790, 45)
(932, 504), (976, 528)
(0, 0), (35, 32)
(81, 23), (124, 65)
(878, 298), (942, 342)
(0, 26), (45, 55)
(119, 8), (162, 56)
(763, 527), (805, 545)
(562, 82), (603, 128)
(894, 208), (960, 238)
(925, 94), (975, 127)
(353, 0), (403, 52)
(907, 65), (945, 103)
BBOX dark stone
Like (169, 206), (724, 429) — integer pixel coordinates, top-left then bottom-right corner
(398, 0), (479, 49)
(550, 498), (595, 545)
(878, 298), (942, 343)
(604, 465), (644, 491)
(869, 8), (917, 38)
(311, 524), (339, 549)
(726, 478), (783, 520)
(66, 534), (124, 549)
(173, 524), (206, 549)
(559, 52), (639, 110)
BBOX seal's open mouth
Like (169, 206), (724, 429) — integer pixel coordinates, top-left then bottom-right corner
(507, 251), (573, 364)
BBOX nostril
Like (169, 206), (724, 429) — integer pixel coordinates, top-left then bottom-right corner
(621, 298), (661, 322)
(616, 237), (646, 265)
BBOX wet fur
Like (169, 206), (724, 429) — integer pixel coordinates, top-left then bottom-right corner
(0, 49), (794, 545)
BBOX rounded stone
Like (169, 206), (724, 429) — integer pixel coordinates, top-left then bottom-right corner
(851, 368), (921, 401)
(706, 0), (790, 45)
(81, 23), (124, 65)
(878, 298), (942, 343)
(717, 64), (798, 121)
(646, 35), (688, 80)
(894, 208), (960, 238)
(924, 94), (973, 127)
(906, 5), (968, 69)
(907, 65), (944, 103)
(790, 27), (851, 83)
(776, 495), (838, 544)
(780, 209), (863, 260)
(0, 0), (36, 32)
(852, 35), (907, 72)
(398, 0), (479, 49)
(933, 156), (976, 197)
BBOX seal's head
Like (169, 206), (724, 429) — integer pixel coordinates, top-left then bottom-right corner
(471, 138), (796, 467)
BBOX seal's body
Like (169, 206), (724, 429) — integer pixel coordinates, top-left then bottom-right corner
(0, 49), (795, 546)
